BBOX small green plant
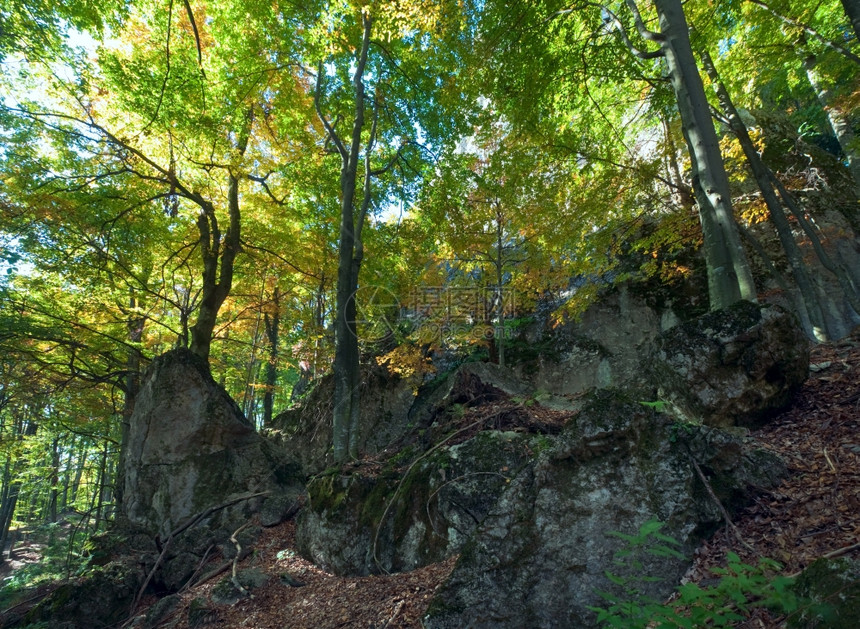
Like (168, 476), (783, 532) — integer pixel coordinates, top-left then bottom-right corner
(668, 420), (697, 443)
(589, 520), (800, 628)
(639, 400), (670, 413)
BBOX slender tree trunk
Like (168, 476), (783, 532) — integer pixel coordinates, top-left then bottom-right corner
(46, 436), (60, 523)
(803, 50), (860, 196)
(60, 438), (75, 513)
(70, 441), (86, 506)
(0, 457), (14, 563)
(843, 0), (860, 43)
(647, 0), (757, 309)
(769, 173), (860, 315)
(0, 419), (37, 560)
(495, 211), (506, 368)
(700, 47), (831, 339)
(318, 14), (374, 463)
(263, 286), (280, 427)
(188, 116), (252, 363)
(92, 443), (108, 531)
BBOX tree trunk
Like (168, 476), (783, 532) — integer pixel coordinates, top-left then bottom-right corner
(769, 173), (860, 315)
(495, 211), (506, 368)
(0, 419), (37, 560)
(188, 116), (251, 363)
(700, 47), (831, 340)
(649, 0), (757, 309)
(803, 50), (860, 196)
(60, 438), (75, 513)
(843, 0), (860, 43)
(320, 14), (374, 463)
(69, 441), (86, 506)
(92, 443), (108, 532)
(263, 286), (280, 427)
(0, 457), (14, 563)
(46, 436), (60, 523)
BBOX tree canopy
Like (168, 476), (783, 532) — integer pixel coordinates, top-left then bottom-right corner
(0, 0), (858, 537)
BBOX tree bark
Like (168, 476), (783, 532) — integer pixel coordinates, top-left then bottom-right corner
(769, 173), (860, 315)
(843, 0), (860, 43)
(0, 419), (37, 560)
(263, 286), (280, 427)
(317, 14), (374, 463)
(700, 47), (831, 339)
(633, 0), (757, 309)
(188, 115), (252, 362)
(803, 50), (860, 197)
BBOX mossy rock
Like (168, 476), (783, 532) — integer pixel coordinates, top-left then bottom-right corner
(297, 430), (545, 576)
(789, 558), (860, 629)
(20, 560), (141, 628)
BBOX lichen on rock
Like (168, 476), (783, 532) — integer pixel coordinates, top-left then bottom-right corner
(647, 301), (809, 427)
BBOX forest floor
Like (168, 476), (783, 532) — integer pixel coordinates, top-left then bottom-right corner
(2, 332), (859, 628)
(146, 330), (860, 629)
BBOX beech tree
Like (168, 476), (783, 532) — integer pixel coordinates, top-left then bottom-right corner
(310, 2), (473, 462)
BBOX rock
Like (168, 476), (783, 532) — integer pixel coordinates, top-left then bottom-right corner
(789, 557), (860, 629)
(647, 301), (809, 427)
(296, 430), (549, 576)
(210, 568), (271, 606)
(187, 597), (218, 626)
(18, 560), (142, 628)
(268, 362), (418, 476)
(509, 283), (687, 398)
(423, 390), (784, 629)
(142, 594), (182, 629)
(121, 349), (304, 539)
(410, 362), (578, 431)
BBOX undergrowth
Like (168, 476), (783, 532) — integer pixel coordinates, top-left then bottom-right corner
(590, 520), (801, 628)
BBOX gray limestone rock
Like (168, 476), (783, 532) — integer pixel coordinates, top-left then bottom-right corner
(423, 390), (784, 629)
(647, 301), (809, 427)
(268, 363), (418, 476)
(295, 430), (548, 576)
(121, 349), (304, 539)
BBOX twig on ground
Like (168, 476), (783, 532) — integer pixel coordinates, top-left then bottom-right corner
(230, 522), (252, 598)
(687, 452), (755, 553)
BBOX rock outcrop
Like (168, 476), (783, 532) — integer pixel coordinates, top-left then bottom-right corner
(295, 385), (784, 629)
(423, 390), (785, 628)
(648, 301), (809, 427)
(122, 349), (303, 538)
(296, 430), (548, 576)
(268, 363), (418, 476)
(510, 284), (683, 397)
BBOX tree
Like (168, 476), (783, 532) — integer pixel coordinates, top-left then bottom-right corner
(1, 0), (315, 365)
(696, 45), (839, 338)
(311, 2), (472, 462)
(622, 0), (757, 309)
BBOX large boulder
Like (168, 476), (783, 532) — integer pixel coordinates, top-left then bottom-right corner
(268, 362), (418, 476)
(296, 430), (547, 576)
(424, 391), (784, 628)
(647, 301), (809, 427)
(121, 349), (303, 549)
(510, 284), (688, 398)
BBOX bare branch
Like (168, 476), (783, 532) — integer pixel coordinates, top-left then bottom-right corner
(314, 63), (348, 158)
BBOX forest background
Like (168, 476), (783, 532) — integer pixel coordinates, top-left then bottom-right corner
(0, 0), (858, 580)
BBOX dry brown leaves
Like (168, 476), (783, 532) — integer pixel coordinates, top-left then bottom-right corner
(684, 330), (860, 627)
(155, 520), (456, 629)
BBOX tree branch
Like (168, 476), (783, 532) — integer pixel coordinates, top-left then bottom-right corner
(747, 0), (860, 65)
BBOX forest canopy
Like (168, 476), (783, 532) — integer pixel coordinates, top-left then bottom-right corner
(0, 0), (858, 544)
